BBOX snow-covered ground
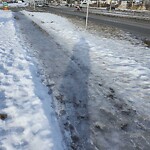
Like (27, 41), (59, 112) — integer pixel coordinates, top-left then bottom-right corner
(0, 10), (65, 150)
(21, 10), (150, 149)
(22, 10), (150, 117)
(89, 8), (150, 20)
(0, 9), (150, 149)
(0, 2), (28, 8)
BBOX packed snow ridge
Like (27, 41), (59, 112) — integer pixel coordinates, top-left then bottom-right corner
(0, 10), (65, 150)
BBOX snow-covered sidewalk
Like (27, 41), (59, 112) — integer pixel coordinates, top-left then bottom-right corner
(1, 9), (150, 149)
(22, 10), (150, 117)
(21, 10), (150, 149)
(0, 10), (65, 150)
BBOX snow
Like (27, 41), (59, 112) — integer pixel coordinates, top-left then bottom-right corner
(22, 10), (150, 117)
(0, 10), (65, 150)
(89, 8), (150, 20)
(0, 2), (28, 8)
(0, 8), (150, 149)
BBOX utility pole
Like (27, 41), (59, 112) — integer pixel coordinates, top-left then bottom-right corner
(99, 0), (101, 8)
(33, 0), (36, 10)
(85, 0), (90, 29)
(29, 0), (35, 9)
(109, 0), (112, 12)
(97, 0), (101, 8)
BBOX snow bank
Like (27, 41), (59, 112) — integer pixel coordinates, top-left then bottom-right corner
(0, 2), (28, 8)
(0, 10), (65, 150)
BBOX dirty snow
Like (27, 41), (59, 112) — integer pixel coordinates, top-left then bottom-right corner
(22, 10), (150, 117)
(0, 2), (28, 8)
(0, 8), (150, 150)
(0, 10), (65, 150)
(19, 10), (150, 149)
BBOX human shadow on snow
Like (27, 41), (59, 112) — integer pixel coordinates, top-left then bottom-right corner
(58, 37), (93, 150)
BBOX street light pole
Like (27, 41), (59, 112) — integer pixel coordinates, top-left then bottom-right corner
(99, 0), (101, 8)
(109, 0), (112, 12)
(33, 0), (36, 10)
(85, 0), (89, 29)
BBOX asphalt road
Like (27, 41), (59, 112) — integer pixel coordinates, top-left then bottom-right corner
(37, 6), (150, 42)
